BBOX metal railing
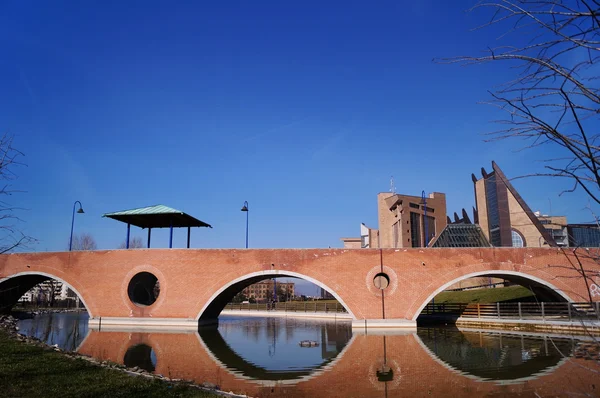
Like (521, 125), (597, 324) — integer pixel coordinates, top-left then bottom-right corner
(225, 301), (348, 313)
(422, 302), (600, 322)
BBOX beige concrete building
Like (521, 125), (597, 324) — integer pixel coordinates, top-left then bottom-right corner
(536, 214), (568, 247)
(342, 192), (447, 248)
(473, 162), (557, 247)
(242, 280), (295, 302)
(341, 161), (586, 250)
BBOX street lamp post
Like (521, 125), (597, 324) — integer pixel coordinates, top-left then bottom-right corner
(69, 201), (85, 251)
(241, 201), (249, 249)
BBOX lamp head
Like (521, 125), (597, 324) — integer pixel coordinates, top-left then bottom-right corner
(241, 201), (248, 212)
(77, 208), (84, 214)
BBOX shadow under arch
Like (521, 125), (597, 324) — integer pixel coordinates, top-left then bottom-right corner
(412, 270), (571, 321)
(196, 270), (357, 321)
(196, 324), (356, 385)
(414, 327), (572, 383)
(0, 271), (93, 317)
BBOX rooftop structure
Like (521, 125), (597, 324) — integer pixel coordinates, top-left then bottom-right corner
(103, 204), (212, 249)
(430, 224), (491, 248)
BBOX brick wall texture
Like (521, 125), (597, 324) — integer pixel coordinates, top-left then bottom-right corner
(1, 248), (599, 322)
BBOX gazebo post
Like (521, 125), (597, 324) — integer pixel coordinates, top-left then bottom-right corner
(187, 227), (191, 248)
(169, 219), (173, 248)
(147, 228), (151, 248)
(126, 223), (130, 249)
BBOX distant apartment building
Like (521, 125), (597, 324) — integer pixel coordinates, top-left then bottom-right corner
(320, 287), (334, 300)
(242, 280), (295, 302)
(18, 281), (70, 303)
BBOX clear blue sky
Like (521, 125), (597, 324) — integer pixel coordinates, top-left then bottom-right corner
(2, 0), (596, 253)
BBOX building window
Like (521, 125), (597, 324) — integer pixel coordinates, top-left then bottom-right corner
(410, 212), (421, 247)
(409, 203), (420, 209)
(485, 174), (502, 246)
(423, 215), (436, 246)
(511, 230), (524, 247)
(568, 226), (600, 247)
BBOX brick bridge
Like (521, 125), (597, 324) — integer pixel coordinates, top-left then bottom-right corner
(1, 248), (599, 329)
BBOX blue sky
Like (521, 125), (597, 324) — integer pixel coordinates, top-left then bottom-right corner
(1, 0), (597, 254)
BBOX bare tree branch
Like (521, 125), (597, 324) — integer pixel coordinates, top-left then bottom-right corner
(437, 0), (600, 204)
(0, 133), (35, 253)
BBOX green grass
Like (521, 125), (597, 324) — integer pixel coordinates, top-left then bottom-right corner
(0, 330), (219, 398)
(433, 286), (535, 304)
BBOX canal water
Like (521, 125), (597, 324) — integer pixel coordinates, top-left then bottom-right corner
(17, 312), (600, 397)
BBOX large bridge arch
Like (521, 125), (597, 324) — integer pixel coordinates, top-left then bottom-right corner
(0, 271), (94, 316)
(410, 270), (573, 321)
(196, 270), (358, 321)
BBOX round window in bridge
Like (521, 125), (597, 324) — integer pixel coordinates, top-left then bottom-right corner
(373, 272), (390, 290)
(128, 272), (160, 306)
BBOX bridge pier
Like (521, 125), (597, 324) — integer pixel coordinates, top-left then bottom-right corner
(352, 319), (417, 331)
(88, 317), (199, 331)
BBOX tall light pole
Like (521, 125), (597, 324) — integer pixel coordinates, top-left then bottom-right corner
(241, 201), (249, 249)
(69, 201), (85, 251)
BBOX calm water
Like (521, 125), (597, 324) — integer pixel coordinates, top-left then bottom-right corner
(17, 313), (600, 397)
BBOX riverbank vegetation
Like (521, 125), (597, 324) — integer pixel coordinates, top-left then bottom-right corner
(433, 286), (535, 304)
(0, 328), (222, 398)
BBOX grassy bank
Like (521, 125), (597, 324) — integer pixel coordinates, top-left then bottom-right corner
(0, 329), (221, 398)
(433, 285), (535, 304)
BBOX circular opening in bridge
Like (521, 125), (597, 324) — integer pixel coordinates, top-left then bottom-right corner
(123, 344), (156, 372)
(373, 273), (390, 290)
(128, 272), (160, 306)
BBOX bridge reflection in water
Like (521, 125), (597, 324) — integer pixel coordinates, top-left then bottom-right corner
(19, 314), (600, 397)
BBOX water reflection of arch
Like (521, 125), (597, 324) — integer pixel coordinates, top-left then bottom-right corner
(0, 271), (93, 316)
(196, 325), (356, 386)
(197, 270), (357, 322)
(415, 328), (572, 384)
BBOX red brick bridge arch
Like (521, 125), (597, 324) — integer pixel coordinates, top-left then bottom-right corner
(0, 270), (95, 317)
(197, 270), (359, 322)
(409, 269), (573, 321)
(1, 248), (598, 329)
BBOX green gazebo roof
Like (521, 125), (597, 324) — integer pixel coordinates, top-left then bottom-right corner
(103, 204), (212, 229)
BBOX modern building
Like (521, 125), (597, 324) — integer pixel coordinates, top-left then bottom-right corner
(473, 162), (557, 247)
(567, 224), (600, 247)
(342, 192), (447, 249)
(242, 280), (295, 302)
(342, 161), (600, 249)
(535, 213), (569, 247)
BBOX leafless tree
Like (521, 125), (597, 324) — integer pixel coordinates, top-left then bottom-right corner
(70, 232), (97, 251)
(439, 0), (600, 203)
(0, 133), (34, 253)
(118, 236), (145, 249)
